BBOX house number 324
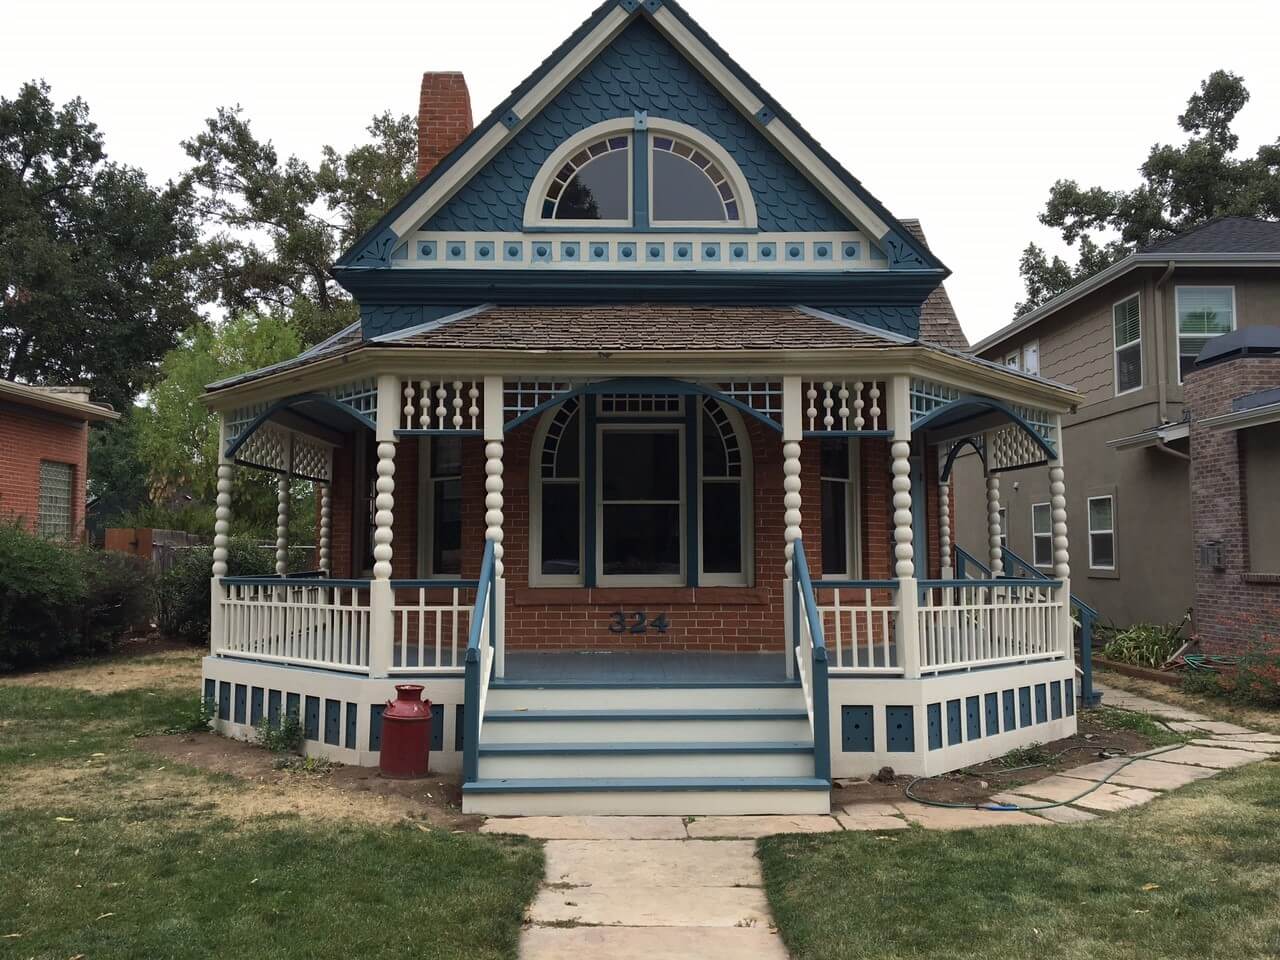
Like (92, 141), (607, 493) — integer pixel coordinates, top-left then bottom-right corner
(608, 611), (671, 634)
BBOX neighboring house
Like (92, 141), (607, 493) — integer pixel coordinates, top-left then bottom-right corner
(199, 0), (1085, 816)
(0, 379), (119, 542)
(960, 216), (1280, 638)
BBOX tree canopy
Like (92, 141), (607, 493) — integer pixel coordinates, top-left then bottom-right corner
(1016, 70), (1280, 316)
(0, 81), (200, 411)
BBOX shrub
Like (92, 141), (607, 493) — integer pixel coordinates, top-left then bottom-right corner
(0, 521), (151, 671)
(1179, 643), (1280, 708)
(155, 538), (276, 644)
(257, 711), (303, 753)
(1099, 613), (1190, 668)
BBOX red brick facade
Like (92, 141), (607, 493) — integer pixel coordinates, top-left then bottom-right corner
(1186, 356), (1280, 652)
(417, 72), (473, 180)
(325, 411), (942, 653)
(0, 402), (89, 540)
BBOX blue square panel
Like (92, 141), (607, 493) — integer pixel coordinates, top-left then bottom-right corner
(455, 704), (466, 752)
(430, 703), (444, 752)
(474, 241), (495, 261)
(1066, 678), (1076, 716)
(946, 699), (962, 746)
(560, 241), (580, 262)
(324, 699), (341, 746)
(1002, 689), (1016, 730)
(841, 705), (874, 752)
(503, 241), (523, 262)
(250, 687), (264, 727)
(645, 242), (665, 262)
(842, 241), (861, 260)
(927, 702), (942, 750)
(784, 241), (805, 262)
(418, 240), (437, 260)
(673, 242), (693, 261)
(304, 696), (320, 742)
(588, 242), (609, 262)
(369, 704), (385, 751)
(1050, 681), (1063, 720)
(966, 695), (981, 741)
(218, 681), (231, 721)
(268, 690), (282, 729)
(445, 240), (467, 261)
(886, 706), (915, 753)
(1019, 687), (1033, 727)
(618, 242), (637, 263)
(984, 692), (1000, 736)
(531, 241), (553, 262)
(757, 242), (777, 262)
(701, 242), (721, 262)
(813, 241), (833, 261)
(203, 678), (214, 704)
(1035, 684), (1048, 724)
(729, 242), (748, 262)
(233, 684), (247, 724)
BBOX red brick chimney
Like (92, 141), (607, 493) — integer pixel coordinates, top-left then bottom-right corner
(417, 72), (473, 179)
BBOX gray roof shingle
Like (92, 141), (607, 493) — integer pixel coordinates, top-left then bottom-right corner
(1139, 216), (1280, 254)
(898, 219), (969, 349)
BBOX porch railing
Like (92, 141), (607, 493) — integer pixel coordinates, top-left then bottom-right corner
(390, 582), (478, 672)
(815, 581), (902, 674)
(790, 539), (831, 782)
(462, 540), (499, 783)
(218, 578), (373, 673)
(917, 578), (1065, 673)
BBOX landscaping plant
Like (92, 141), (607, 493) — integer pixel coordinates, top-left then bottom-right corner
(154, 537), (276, 643)
(1099, 612), (1190, 668)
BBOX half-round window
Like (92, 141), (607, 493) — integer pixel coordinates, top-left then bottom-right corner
(651, 136), (740, 222)
(541, 136), (630, 221)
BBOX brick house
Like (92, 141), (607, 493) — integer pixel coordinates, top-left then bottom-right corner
(0, 379), (119, 541)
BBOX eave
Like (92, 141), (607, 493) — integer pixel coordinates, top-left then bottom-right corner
(0, 380), (120, 423)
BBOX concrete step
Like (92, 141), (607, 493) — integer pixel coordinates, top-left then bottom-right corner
(480, 708), (813, 743)
(461, 776), (832, 816)
(485, 683), (801, 711)
(476, 740), (815, 779)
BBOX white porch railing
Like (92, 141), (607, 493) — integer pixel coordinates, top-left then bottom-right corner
(217, 578), (372, 673)
(917, 579), (1065, 674)
(390, 583), (476, 673)
(815, 581), (902, 674)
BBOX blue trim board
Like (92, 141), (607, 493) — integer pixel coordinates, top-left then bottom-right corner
(478, 741), (813, 756)
(462, 776), (830, 793)
(483, 708), (808, 722)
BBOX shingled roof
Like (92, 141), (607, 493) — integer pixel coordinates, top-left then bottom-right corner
(898, 220), (968, 350)
(1139, 216), (1280, 254)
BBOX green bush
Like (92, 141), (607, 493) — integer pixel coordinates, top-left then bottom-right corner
(1099, 612), (1190, 668)
(0, 521), (151, 671)
(155, 538), (276, 644)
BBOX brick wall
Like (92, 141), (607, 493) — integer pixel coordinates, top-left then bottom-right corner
(0, 403), (88, 541)
(1186, 356), (1280, 652)
(323, 419), (941, 652)
(417, 72), (473, 180)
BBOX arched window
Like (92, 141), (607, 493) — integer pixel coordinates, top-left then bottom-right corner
(536, 398), (582, 578)
(540, 136), (630, 222)
(651, 136), (740, 222)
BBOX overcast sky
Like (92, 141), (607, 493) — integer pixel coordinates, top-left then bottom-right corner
(7, 0), (1280, 341)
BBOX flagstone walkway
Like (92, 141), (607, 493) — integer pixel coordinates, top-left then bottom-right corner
(487, 681), (1279, 959)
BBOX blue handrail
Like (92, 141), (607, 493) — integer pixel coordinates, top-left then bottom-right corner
(791, 539), (831, 783)
(462, 540), (496, 783)
(954, 545), (990, 579)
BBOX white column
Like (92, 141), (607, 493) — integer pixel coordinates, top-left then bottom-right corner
(318, 483), (331, 574)
(938, 474), (952, 580)
(986, 472), (1004, 577)
(781, 375), (803, 679)
(368, 374), (400, 678)
(210, 416), (233, 656)
(275, 476), (290, 576)
(888, 376), (920, 678)
(1050, 416), (1073, 654)
(484, 376), (506, 678)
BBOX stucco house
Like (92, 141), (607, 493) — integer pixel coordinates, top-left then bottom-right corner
(200, 0), (1089, 815)
(0, 378), (118, 541)
(961, 217), (1280, 651)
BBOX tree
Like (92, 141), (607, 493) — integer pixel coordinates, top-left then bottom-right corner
(183, 108), (417, 346)
(0, 81), (200, 410)
(1016, 70), (1280, 315)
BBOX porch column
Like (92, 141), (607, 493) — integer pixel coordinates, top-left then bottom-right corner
(318, 481), (331, 575)
(889, 377), (920, 679)
(210, 416), (234, 655)
(368, 374), (400, 678)
(938, 471), (953, 580)
(483, 375), (506, 678)
(275, 479), (290, 576)
(781, 375), (803, 679)
(985, 468), (1004, 577)
(1049, 416), (1073, 657)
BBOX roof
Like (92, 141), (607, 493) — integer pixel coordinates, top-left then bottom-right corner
(970, 217), (1280, 355)
(1140, 217), (1280, 255)
(0, 379), (119, 423)
(1195, 325), (1280, 368)
(900, 220), (968, 350)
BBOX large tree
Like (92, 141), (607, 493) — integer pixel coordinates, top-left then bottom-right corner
(1016, 70), (1280, 316)
(0, 81), (200, 410)
(183, 108), (417, 346)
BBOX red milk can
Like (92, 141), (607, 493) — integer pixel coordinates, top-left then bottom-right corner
(379, 684), (432, 778)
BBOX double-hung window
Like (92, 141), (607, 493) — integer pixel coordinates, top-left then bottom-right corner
(1031, 502), (1052, 568)
(421, 437), (462, 576)
(1087, 495), (1116, 571)
(599, 426), (683, 583)
(820, 440), (859, 578)
(1177, 286), (1235, 381)
(1113, 294), (1142, 394)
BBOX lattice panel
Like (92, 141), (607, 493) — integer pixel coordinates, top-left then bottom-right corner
(236, 424), (290, 474)
(291, 435), (332, 482)
(803, 379), (884, 432)
(1010, 402), (1055, 445)
(988, 422), (1047, 471)
(717, 381), (782, 423)
(505, 381), (573, 420)
(910, 378), (960, 423)
(401, 379), (482, 430)
(326, 378), (378, 420)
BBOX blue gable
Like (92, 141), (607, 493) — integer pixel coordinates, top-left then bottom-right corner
(423, 18), (853, 234)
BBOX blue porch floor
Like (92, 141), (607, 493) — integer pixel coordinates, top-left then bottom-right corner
(500, 651), (791, 684)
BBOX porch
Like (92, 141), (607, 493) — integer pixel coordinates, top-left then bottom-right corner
(203, 364), (1086, 813)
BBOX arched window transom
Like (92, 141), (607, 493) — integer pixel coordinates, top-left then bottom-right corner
(541, 136), (630, 222)
(651, 136), (739, 223)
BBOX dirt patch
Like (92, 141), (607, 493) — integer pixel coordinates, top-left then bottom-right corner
(135, 733), (482, 830)
(0, 641), (202, 694)
(832, 712), (1171, 807)
(1098, 667), (1280, 734)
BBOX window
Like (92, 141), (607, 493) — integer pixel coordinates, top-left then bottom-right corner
(538, 399), (582, 579)
(820, 440), (860, 577)
(700, 399), (746, 580)
(998, 506), (1008, 550)
(424, 438), (462, 576)
(1005, 351), (1020, 370)
(599, 427), (683, 582)
(1113, 294), (1142, 394)
(37, 461), (73, 540)
(650, 135), (740, 222)
(1021, 340), (1040, 376)
(1032, 502), (1052, 567)
(1088, 495), (1115, 570)
(1177, 286), (1235, 381)
(540, 135), (630, 222)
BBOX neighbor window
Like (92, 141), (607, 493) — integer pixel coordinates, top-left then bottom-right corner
(540, 135), (631, 222)
(37, 461), (73, 540)
(998, 507), (1008, 550)
(1032, 502), (1052, 567)
(425, 437), (462, 576)
(1177, 286), (1235, 381)
(1088, 495), (1116, 570)
(1113, 294), (1142, 394)
(1005, 351), (1020, 370)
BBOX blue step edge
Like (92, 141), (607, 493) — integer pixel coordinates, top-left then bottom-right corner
(478, 740), (815, 756)
(462, 776), (832, 794)
(484, 708), (810, 722)
(490, 680), (801, 690)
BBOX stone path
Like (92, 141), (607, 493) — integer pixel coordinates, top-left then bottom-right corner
(487, 682), (1279, 959)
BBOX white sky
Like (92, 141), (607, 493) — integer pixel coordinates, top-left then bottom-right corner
(7, 0), (1280, 341)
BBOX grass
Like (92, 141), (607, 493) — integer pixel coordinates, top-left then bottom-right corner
(1097, 668), (1280, 735)
(760, 759), (1280, 960)
(0, 682), (544, 960)
(1085, 706), (1189, 747)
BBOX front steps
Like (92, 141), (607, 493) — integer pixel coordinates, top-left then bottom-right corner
(462, 681), (830, 815)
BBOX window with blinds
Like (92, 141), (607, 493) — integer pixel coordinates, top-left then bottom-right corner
(1112, 294), (1142, 395)
(38, 461), (74, 540)
(1176, 286), (1235, 381)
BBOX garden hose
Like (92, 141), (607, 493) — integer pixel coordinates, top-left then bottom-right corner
(904, 743), (1184, 813)
(1183, 653), (1241, 672)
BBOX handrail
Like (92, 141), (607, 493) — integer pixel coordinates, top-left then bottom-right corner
(462, 541), (497, 782)
(954, 545), (990, 579)
(920, 577), (1062, 592)
(812, 579), (900, 590)
(222, 576), (373, 588)
(791, 539), (831, 783)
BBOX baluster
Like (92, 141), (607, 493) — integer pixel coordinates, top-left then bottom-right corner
(435, 384), (448, 429)
(468, 382), (480, 430)
(852, 381), (865, 430)
(419, 380), (431, 427)
(833, 588), (843, 668)
(837, 382), (850, 430)
(452, 380), (464, 429)
(868, 383), (881, 430)
(402, 382), (415, 431)
(822, 381), (834, 430)
(805, 383), (818, 431)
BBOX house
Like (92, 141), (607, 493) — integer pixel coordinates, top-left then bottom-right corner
(199, 0), (1086, 815)
(0, 378), (118, 541)
(962, 217), (1280, 643)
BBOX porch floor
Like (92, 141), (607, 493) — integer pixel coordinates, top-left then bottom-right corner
(501, 651), (791, 684)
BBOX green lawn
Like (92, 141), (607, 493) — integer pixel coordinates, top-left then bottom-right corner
(0, 682), (543, 960)
(760, 759), (1280, 960)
